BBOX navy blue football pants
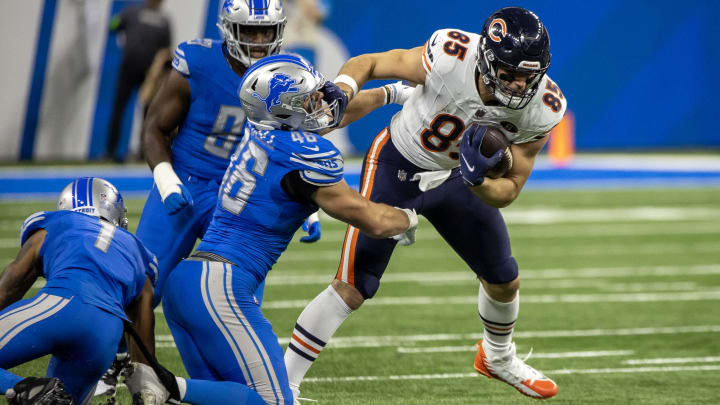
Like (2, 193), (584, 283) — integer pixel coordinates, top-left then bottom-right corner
(335, 128), (519, 299)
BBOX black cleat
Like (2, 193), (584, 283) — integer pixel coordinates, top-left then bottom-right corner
(7, 377), (74, 405)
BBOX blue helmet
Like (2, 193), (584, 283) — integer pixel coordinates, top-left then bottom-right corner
(478, 7), (551, 110)
(56, 177), (128, 229)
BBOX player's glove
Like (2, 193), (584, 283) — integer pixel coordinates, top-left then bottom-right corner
(153, 162), (194, 215)
(383, 81), (414, 105)
(126, 362), (182, 405)
(321, 80), (349, 127)
(391, 208), (419, 246)
(300, 211), (322, 243)
(459, 124), (503, 186)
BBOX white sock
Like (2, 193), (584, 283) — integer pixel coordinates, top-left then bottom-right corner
(284, 285), (353, 396)
(478, 284), (519, 355)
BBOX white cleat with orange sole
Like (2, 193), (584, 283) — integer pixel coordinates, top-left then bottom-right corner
(474, 340), (558, 399)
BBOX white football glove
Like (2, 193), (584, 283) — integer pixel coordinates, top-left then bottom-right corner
(383, 81), (414, 105)
(391, 208), (418, 246)
(125, 363), (169, 405)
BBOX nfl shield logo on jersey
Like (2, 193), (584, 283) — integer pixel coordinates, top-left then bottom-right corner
(397, 169), (407, 182)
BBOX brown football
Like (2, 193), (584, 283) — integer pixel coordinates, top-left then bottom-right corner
(479, 125), (513, 179)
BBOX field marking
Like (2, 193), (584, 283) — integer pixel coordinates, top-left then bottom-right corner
(28, 264), (720, 291)
(396, 347), (634, 358)
(265, 264), (720, 286)
(154, 325), (720, 349)
(293, 222), (720, 244)
(623, 356), (720, 365)
(260, 290), (720, 309)
(275, 241), (720, 262)
(302, 365), (720, 383)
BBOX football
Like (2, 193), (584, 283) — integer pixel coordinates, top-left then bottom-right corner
(479, 125), (513, 179)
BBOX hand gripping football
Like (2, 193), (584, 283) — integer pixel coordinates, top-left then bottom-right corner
(479, 126), (513, 179)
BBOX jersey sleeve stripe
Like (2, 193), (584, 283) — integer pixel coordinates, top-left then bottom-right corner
(422, 41), (433, 73)
(173, 49), (190, 76)
(299, 171), (342, 186)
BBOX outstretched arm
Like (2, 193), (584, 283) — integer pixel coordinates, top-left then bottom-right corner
(312, 180), (413, 238)
(335, 47), (426, 100)
(0, 230), (45, 310)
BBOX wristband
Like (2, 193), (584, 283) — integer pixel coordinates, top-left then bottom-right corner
(382, 85), (393, 105)
(153, 162), (183, 201)
(334, 74), (359, 97)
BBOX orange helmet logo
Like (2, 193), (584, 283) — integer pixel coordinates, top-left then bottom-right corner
(488, 18), (507, 43)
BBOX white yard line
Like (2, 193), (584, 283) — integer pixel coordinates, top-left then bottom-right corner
(396, 347), (634, 358)
(29, 264), (720, 291)
(275, 241), (720, 262)
(260, 290), (720, 309)
(622, 356), (720, 365)
(303, 365), (720, 383)
(154, 325), (720, 349)
(266, 264), (720, 286)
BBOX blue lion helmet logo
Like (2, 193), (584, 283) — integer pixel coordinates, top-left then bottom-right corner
(252, 73), (299, 113)
(223, 0), (233, 13)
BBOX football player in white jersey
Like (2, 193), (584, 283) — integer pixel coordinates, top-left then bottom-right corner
(283, 7), (566, 400)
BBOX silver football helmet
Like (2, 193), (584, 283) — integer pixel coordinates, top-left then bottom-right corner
(218, 0), (286, 66)
(57, 177), (128, 229)
(238, 54), (340, 131)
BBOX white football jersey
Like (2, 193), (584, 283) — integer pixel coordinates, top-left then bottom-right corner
(390, 29), (567, 171)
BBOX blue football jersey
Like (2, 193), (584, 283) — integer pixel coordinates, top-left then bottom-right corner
(171, 39), (247, 180)
(19, 211), (158, 320)
(197, 123), (344, 280)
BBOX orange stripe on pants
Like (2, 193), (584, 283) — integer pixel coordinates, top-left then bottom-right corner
(336, 128), (390, 285)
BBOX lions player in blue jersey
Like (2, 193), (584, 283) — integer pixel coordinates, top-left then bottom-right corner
(158, 54), (418, 405)
(94, 2), (291, 395)
(0, 178), (158, 405)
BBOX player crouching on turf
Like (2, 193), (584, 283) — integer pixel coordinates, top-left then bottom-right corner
(135, 54), (419, 405)
(0, 178), (158, 405)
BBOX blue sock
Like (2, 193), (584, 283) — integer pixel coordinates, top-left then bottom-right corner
(183, 379), (265, 405)
(0, 369), (23, 394)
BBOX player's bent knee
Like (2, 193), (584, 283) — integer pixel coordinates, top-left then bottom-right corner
(481, 277), (520, 303)
(331, 279), (365, 310)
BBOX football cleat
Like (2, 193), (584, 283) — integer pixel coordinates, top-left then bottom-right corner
(7, 377), (74, 405)
(93, 352), (132, 397)
(474, 341), (558, 399)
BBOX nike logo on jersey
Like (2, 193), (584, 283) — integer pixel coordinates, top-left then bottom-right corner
(461, 154), (475, 171)
(431, 34), (438, 47)
(302, 145), (320, 151)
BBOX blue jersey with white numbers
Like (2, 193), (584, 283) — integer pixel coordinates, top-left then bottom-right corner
(19, 211), (158, 320)
(197, 123), (344, 280)
(171, 39), (247, 180)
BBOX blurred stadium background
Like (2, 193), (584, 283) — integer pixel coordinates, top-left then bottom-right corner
(1, 1), (719, 404)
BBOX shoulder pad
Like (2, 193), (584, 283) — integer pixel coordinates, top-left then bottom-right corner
(284, 131), (344, 186)
(19, 211), (48, 246)
(172, 39), (217, 77)
(532, 75), (568, 134)
(423, 29), (475, 76)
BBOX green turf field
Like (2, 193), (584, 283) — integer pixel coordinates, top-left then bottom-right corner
(1, 187), (719, 404)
